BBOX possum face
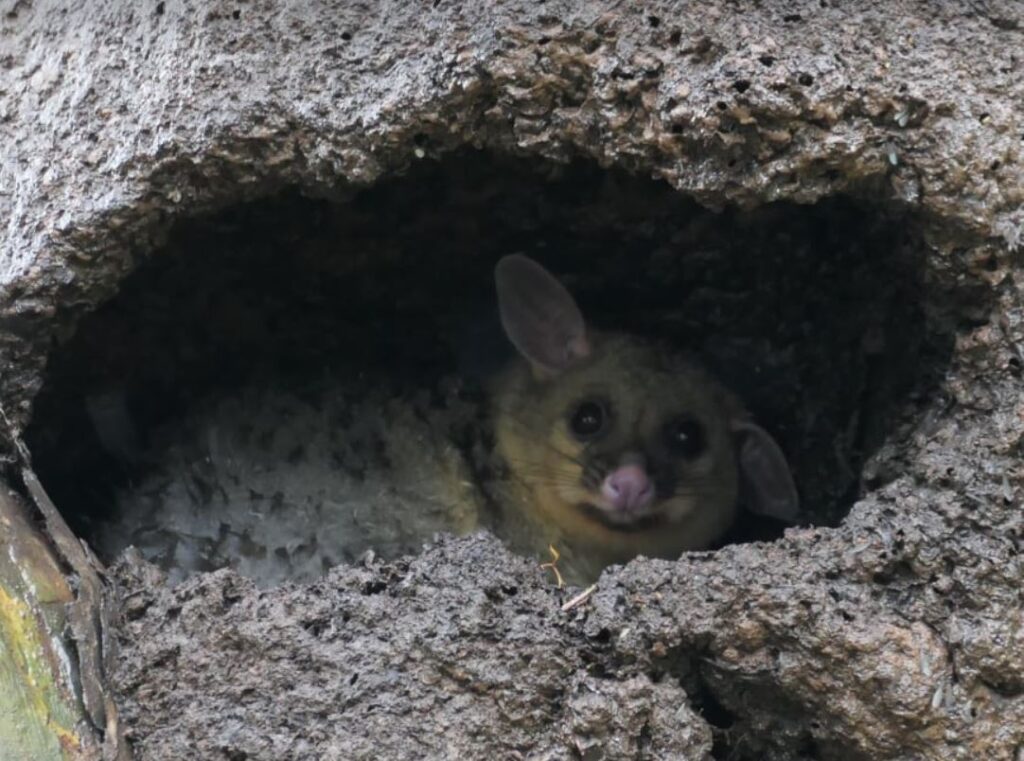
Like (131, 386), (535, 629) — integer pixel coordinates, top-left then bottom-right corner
(499, 335), (746, 531)
(493, 254), (798, 552)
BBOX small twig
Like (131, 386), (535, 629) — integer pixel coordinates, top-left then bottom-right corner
(561, 583), (598, 612)
(539, 544), (565, 588)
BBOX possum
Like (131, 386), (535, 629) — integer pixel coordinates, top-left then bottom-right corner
(489, 253), (799, 583)
(80, 254), (796, 588)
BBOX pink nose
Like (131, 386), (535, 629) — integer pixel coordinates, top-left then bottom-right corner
(601, 465), (654, 511)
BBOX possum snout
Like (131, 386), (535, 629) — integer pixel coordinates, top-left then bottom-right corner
(601, 464), (654, 511)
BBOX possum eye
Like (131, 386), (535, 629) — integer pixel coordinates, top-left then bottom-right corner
(569, 400), (607, 440)
(664, 417), (706, 459)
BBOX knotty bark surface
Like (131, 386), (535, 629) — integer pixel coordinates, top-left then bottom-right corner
(2, 2), (1023, 759)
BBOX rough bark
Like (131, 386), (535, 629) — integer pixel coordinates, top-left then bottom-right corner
(1, 1), (1023, 760)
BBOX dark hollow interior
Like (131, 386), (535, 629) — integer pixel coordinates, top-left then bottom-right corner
(25, 151), (952, 579)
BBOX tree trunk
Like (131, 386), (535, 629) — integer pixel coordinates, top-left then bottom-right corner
(1, 1), (1022, 759)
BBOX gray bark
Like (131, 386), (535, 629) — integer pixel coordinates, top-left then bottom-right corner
(2, 1), (1023, 759)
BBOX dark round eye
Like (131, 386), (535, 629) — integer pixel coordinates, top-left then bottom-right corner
(569, 400), (606, 440)
(664, 417), (706, 458)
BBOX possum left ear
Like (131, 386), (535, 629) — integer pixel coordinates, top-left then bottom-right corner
(731, 421), (799, 522)
(495, 254), (590, 377)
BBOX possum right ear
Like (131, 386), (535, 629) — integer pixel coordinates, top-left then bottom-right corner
(731, 421), (800, 523)
(495, 254), (590, 376)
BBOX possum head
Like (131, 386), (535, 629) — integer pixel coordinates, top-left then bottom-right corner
(493, 254), (798, 558)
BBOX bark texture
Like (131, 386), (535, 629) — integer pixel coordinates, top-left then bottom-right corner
(1, 1), (1023, 760)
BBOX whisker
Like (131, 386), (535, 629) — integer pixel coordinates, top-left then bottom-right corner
(494, 427), (587, 469)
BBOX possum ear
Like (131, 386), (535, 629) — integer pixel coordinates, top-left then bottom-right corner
(731, 421), (800, 522)
(495, 254), (590, 376)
